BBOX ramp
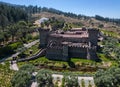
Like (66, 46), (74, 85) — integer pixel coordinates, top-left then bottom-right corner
(17, 48), (46, 62)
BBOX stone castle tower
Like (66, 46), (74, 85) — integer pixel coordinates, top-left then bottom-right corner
(38, 28), (99, 61)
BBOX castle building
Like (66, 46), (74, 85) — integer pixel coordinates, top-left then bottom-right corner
(38, 28), (99, 61)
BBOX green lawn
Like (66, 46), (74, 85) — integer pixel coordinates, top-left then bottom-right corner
(24, 42), (39, 55)
(17, 53), (118, 74)
(97, 53), (118, 66)
(18, 57), (68, 68)
(71, 58), (95, 63)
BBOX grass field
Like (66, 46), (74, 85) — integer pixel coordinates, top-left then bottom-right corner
(101, 29), (119, 38)
(0, 62), (15, 87)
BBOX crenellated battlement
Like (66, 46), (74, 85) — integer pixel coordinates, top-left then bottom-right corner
(69, 43), (89, 48)
(48, 46), (63, 49)
(38, 28), (50, 31)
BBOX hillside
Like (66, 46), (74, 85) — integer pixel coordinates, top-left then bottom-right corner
(33, 12), (120, 35)
(33, 12), (119, 28)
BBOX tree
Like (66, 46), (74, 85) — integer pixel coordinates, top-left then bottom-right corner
(0, 32), (4, 45)
(11, 71), (32, 87)
(8, 24), (18, 42)
(64, 76), (79, 87)
(95, 15), (105, 21)
(94, 67), (120, 87)
(102, 37), (120, 60)
(11, 64), (35, 87)
(3, 30), (10, 44)
(0, 13), (8, 31)
(17, 21), (28, 41)
(48, 18), (64, 30)
(36, 69), (53, 87)
(61, 77), (65, 87)
(98, 24), (104, 28)
(41, 22), (44, 28)
(19, 64), (35, 74)
(44, 20), (50, 28)
(63, 23), (70, 31)
(0, 2), (28, 44)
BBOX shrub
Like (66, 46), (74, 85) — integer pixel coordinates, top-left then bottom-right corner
(18, 52), (28, 58)
(33, 35), (39, 40)
(19, 64), (36, 74)
(64, 76), (79, 87)
(11, 64), (36, 87)
(26, 34), (33, 41)
(9, 42), (23, 50)
(81, 79), (85, 87)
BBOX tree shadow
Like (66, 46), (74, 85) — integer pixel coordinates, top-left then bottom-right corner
(68, 60), (75, 68)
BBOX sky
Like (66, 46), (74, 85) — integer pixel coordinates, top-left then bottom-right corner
(0, 0), (120, 18)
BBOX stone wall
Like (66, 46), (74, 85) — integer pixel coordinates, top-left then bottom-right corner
(69, 46), (87, 58)
(46, 46), (69, 61)
(46, 41), (70, 61)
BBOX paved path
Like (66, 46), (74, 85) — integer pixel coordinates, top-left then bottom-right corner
(10, 61), (19, 71)
(0, 40), (39, 63)
(31, 72), (38, 87)
(24, 40), (39, 48)
(31, 82), (37, 87)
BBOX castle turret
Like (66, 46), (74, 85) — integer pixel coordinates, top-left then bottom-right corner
(38, 28), (50, 48)
(87, 46), (99, 61)
(88, 28), (99, 46)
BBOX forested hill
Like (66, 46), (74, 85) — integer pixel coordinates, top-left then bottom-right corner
(0, 1), (120, 26)
(19, 4), (120, 25)
(0, 2), (28, 27)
